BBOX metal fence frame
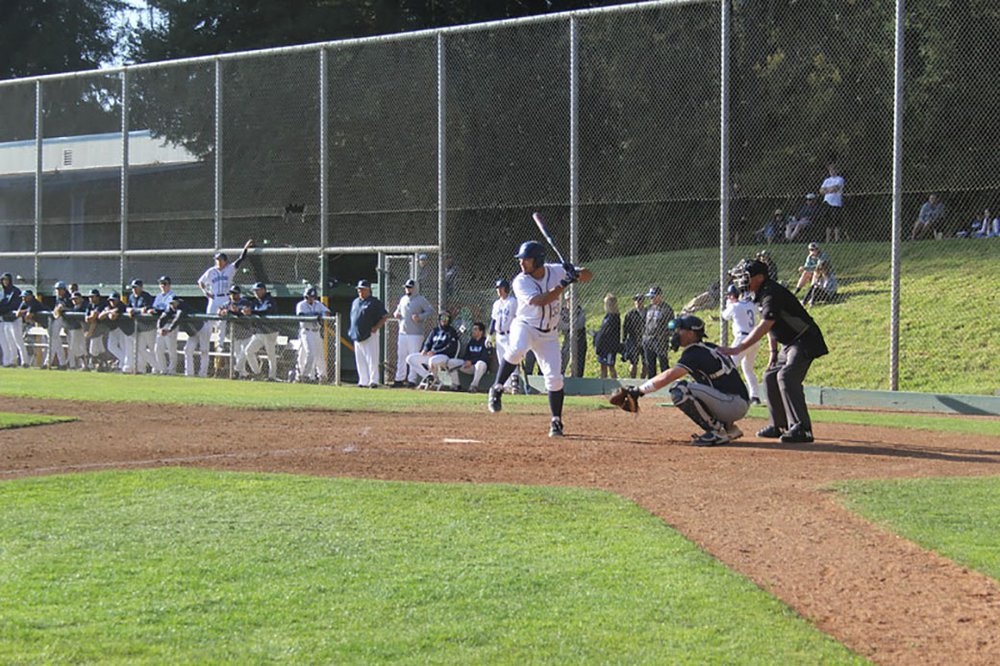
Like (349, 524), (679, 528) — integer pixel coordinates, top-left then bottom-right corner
(0, 0), (917, 390)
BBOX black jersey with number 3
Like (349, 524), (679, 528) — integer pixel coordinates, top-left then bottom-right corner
(676, 341), (749, 400)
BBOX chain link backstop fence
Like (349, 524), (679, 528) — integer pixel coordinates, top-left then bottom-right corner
(1, 0), (998, 394)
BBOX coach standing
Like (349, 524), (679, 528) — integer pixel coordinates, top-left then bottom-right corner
(349, 279), (388, 388)
(719, 259), (828, 444)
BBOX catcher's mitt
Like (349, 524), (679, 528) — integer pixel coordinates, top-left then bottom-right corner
(609, 386), (641, 413)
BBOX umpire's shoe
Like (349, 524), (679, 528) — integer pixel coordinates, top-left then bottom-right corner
(756, 424), (784, 439)
(779, 424), (814, 443)
(549, 418), (564, 438)
(487, 384), (503, 413)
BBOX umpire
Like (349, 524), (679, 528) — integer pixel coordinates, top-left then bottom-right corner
(720, 259), (828, 444)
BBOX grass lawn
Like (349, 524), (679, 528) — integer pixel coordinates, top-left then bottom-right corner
(0, 468), (867, 664)
(0, 412), (75, 430)
(834, 476), (1000, 582)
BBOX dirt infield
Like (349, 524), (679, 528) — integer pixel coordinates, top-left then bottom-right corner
(3, 397), (1000, 665)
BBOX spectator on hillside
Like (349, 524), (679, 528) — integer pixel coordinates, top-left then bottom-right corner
(594, 293), (621, 380)
(910, 193), (946, 240)
(957, 207), (1000, 238)
(754, 209), (785, 245)
(785, 193), (820, 241)
(819, 162), (846, 242)
(794, 242), (830, 297)
(681, 280), (721, 316)
(756, 249), (779, 283)
(802, 258), (838, 307)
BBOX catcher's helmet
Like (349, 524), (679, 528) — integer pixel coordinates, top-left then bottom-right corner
(668, 315), (706, 351)
(495, 278), (510, 291)
(514, 240), (546, 264)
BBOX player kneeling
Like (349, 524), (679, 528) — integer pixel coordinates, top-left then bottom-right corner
(609, 315), (750, 446)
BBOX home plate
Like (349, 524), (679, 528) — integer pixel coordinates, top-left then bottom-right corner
(443, 438), (482, 444)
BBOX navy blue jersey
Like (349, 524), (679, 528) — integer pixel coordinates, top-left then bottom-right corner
(127, 290), (155, 314)
(422, 325), (460, 356)
(676, 341), (749, 400)
(461, 336), (491, 364)
(103, 301), (134, 335)
(16, 298), (43, 321)
(349, 295), (388, 342)
(159, 300), (203, 337)
(0, 285), (22, 321)
(250, 293), (276, 315)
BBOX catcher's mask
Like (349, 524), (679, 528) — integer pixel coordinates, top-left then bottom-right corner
(729, 258), (767, 295)
(668, 315), (706, 352)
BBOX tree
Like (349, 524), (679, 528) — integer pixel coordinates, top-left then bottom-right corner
(0, 0), (127, 79)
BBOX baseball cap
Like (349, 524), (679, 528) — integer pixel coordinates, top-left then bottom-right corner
(109, 291), (121, 300)
(669, 315), (705, 333)
(158, 275), (171, 283)
(805, 192), (817, 199)
(646, 286), (662, 298)
(418, 253), (428, 261)
(726, 284), (740, 297)
(404, 278), (416, 288)
(808, 242), (820, 250)
(129, 279), (143, 288)
(89, 288), (101, 297)
(773, 208), (783, 216)
(228, 285), (241, 294)
(71, 291), (83, 299)
(252, 281), (266, 290)
(495, 278), (510, 290)
(214, 251), (228, 261)
(22, 289), (33, 297)
(355, 279), (371, 289)
(54, 280), (67, 290)
(304, 286), (318, 297)
(756, 249), (770, 258)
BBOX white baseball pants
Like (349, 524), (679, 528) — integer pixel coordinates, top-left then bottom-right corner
(395, 333), (424, 382)
(107, 329), (133, 372)
(244, 331), (278, 379)
(733, 334), (760, 401)
(503, 321), (563, 392)
(154, 329), (178, 374)
(2, 320), (28, 366)
(297, 328), (325, 381)
(135, 328), (157, 374)
(446, 358), (488, 390)
(47, 318), (67, 366)
(66, 328), (86, 368)
(184, 326), (210, 377)
(353, 334), (380, 386)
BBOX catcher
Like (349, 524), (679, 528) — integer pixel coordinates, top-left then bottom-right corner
(609, 315), (750, 446)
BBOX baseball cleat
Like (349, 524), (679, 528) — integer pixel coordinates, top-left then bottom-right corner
(549, 418), (564, 438)
(692, 430), (730, 447)
(756, 424), (784, 439)
(779, 424), (814, 443)
(750, 397), (761, 405)
(725, 423), (743, 441)
(487, 385), (503, 413)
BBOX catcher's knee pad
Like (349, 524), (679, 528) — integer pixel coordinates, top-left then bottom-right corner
(670, 381), (717, 432)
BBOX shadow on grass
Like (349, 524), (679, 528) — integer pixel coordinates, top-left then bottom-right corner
(732, 439), (1000, 464)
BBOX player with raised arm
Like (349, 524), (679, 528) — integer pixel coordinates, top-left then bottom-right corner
(486, 239), (592, 438)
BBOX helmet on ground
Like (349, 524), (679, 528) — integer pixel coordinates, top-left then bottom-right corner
(514, 240), (545, 264)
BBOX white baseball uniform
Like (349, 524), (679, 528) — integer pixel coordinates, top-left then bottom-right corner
(152, 290), (177, 374)
(198, 262), (237, 349)
(503, 263), (568, 392)
(721, 297), (760, 401)
(296, 298), (330, 381)
(491, 293), (518, 386)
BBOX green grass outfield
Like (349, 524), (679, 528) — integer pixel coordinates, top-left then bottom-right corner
(0, 412), (74, 430)
(835, 477), (1000, 581)
(0, 468), (867, 664)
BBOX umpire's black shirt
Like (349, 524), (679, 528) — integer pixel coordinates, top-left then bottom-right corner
(753, 279), (828, 357)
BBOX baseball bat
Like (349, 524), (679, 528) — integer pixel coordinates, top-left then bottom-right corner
(531, 212), (569, 266)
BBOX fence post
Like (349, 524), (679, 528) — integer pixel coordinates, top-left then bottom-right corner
(214, 58), (223, 251)
(889, 0), (905, 392)
(436, 32), (447, 310)
(334, 312), (342, 386)
(120, 69), (130, 290)
(719, 0), (731, 346)
(568, 15), (580, 376)
(33, 81), (43, 287)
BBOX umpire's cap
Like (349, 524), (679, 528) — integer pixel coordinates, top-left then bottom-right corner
(129, 278), (143, 288)
(495, 278), (510, 291)
(252, 281), (266, 291)
(646, 285), (662, 298)
(514, 240), (545, 263)
(403, 278), (416, 289)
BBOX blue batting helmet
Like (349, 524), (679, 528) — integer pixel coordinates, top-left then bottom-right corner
(514, 240), (546, 264)
(495, 278), (510, 291)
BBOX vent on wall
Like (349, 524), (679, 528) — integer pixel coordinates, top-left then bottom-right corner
(63, 149), (73, 166)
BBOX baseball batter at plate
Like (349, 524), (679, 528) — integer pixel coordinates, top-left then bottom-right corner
(486, 240), (592, 438)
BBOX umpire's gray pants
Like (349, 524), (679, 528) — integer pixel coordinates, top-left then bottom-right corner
(763, 343), (814, 432)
